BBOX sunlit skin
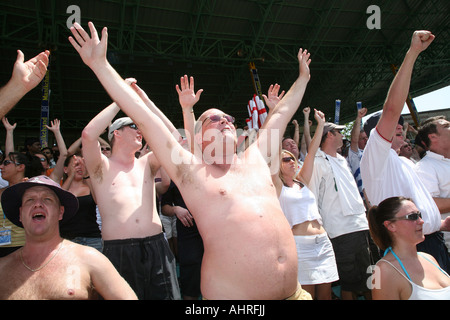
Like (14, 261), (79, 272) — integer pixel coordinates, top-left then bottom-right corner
(373, 200), (450, 300)
(68, 21), (314, 299)
(19, 186), (64, 240)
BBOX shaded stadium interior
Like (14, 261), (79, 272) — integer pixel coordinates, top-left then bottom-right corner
(1, 0), (449, 146)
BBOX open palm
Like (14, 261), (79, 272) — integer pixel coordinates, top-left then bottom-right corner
(12, 50), (49, 92)
(69, 22), (108, 68)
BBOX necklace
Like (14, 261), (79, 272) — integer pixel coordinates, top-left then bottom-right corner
(20, 240), (64, 272)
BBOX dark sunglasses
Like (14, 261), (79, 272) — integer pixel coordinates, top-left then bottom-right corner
(203, 114), (235, 125)
(1, 159), (21, 166)
(282, 156), (295, 163)
(390, 211), (422, 221)
(101, 147), (111, 151)
(126, 123), (138, 130)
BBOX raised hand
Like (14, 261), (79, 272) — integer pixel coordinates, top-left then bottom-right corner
(409, 30), (435, 54)
(302, 107), (310, 117)
(175, 75), (203, 110)
(2, 117), (17, 132)
(69, 22), (108, 69)
(262, 84), (285, 110)
(11, 50), (49, 93)
(357, 107), (367, 119)
(314, 109), (325, 127)
(45, 118), (61, 133)
(298, 48), (311, 81)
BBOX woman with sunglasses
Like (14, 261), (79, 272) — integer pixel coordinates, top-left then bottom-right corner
(369, 196), (450, 299)
(272, 109), (339, 299)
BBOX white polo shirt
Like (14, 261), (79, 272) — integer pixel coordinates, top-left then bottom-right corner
(414, 151), (450, 252)
(309, 149), (368, 239)
(414, 151), (450, 200)
(360, 128), (441, 235)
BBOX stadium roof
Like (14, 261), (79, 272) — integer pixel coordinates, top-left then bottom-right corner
(1, 0), (449, 143)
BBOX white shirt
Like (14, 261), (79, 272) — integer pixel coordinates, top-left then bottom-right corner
(309, 149), (368, 239)
(360, 128), (441, 235)
(414, 151), (450, 252)
(279, 184), (322, 228)
(414, 151), (450, 201)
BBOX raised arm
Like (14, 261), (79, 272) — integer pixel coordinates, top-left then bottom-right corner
(81, 102), (120, 178)
(128, 79), (182, 142)
(69, 22), (192, 183)
(302, 107), (312, 151)
(0, 50), (50, 118)
(46, 119), (69, 183)
(176, 75), (203, 153)
(297, 109), (325, 186)
(2, 117), (16, 155)
(256, 49), (311, 157)
(377, 31), (434, 141)
(350, 107), (367, 152)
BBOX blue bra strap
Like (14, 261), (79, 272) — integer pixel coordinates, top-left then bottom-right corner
(383, 247), (412, 281)
(418, 253), (450, 277)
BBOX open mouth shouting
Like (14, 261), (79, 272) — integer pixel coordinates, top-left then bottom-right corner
(32, 212), (46, 222)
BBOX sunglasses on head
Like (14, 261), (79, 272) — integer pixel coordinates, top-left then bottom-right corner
(204, 114), (235, 124)
(282, 156), (295, 163)
(390, 211), (422, 221)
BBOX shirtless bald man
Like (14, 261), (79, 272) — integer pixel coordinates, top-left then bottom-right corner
(70, 21), (312, 300)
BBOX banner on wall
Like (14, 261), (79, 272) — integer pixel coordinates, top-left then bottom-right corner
(40, 69), (50, 148)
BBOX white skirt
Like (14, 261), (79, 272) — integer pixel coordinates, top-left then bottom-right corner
(294, 232), (339, 285)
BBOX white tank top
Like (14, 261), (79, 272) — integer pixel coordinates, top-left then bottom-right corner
(379, 256), (450, 300)
(279, 183), (322, 228)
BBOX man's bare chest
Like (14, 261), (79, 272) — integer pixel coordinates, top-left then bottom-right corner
(0, 262), (94, 300)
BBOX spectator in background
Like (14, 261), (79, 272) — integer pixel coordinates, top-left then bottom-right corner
(273, 109), (339, 300)
(24, 138), (41, 156)
(41, 147), (56, 168)
(309, 121), (372, 300)
(414, 116), (450, 254)
(348, 107), (369, 207)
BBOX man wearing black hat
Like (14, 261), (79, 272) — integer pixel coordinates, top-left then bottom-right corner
(360, 30), (450, 273)
(0, 175), (137, 299)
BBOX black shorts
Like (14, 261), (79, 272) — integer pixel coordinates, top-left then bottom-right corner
(103, 233), (180, 300)
(330, 230), (371, 293)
